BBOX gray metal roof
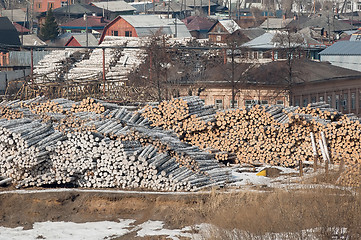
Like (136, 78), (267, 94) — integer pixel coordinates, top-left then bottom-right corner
(0, 9), (27, 23)
(121, 15), (191, 38)
(319, 41), (361, 55)
(242, 32), (276, 49)
(122, 15), (168, 28)
(92, 1), (136, 12)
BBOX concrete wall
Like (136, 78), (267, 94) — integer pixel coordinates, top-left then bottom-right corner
(321, 55), (361, 73)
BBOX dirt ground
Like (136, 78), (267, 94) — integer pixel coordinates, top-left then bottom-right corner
(0, 185), (360, 239)
(0, 188), (207, 230)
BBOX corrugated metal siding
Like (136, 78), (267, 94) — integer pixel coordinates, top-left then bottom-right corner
(9, 51), (50, 66)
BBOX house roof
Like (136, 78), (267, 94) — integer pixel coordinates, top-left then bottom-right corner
(186, 0), (217, 7)
(0, 17), (21, 46)
(99, 15), (191, 42)
(299, 15), (353, 32)
(22, 34), (46, 46)
(53, 4), (105, 16)
(319, 41), (361, 55)
(218, 20), (241, 34)
(129, 2), (153, 13)
(0, 9), (27, 23)
(13, 22), (30, 33)
(65, 33), (98, 46)
(153, 2), (192, 13)
(242, 31), (321, 49)
(242, 32), (276, 49)
(60, 16), (110, 29)
(91, 1), (136, 12)
(259, 18), (293, 29)
(292, 59), (361, 83)
(239, 28), (266, 40)
(183, 16), (216, 32)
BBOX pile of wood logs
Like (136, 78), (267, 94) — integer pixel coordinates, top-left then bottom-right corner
(142, 98), (361, 170)
(71, 97), (105, 114)
(0, 97), (229, 191)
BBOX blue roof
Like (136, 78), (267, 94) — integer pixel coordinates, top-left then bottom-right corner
(319, 41), (361, 55)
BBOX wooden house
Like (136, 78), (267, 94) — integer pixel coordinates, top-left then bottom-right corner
(208, 20), (241, 43)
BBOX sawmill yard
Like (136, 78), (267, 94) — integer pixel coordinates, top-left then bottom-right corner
(0, 95), (361, 238)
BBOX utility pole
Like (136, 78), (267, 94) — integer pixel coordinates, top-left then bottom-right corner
(84, 13), (88, 47)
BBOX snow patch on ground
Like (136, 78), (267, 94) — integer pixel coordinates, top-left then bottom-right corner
(0, 219), (204, 240)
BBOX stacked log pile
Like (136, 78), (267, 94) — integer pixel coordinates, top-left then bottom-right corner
(142, 98), (361, 169)
(0, 97), (229, 191)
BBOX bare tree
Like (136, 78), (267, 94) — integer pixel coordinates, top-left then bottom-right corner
(272, 28), (305, 104)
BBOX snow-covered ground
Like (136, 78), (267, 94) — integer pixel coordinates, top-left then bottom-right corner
(0, 219), (207, 240)
(0, 219), (350, 240)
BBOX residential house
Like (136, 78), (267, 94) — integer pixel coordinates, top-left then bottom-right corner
(99, 15), (191, 43)
(182, 16), (216, 39)
(298, 14), (354, 41)
(319, 41), (361, 72)
(65, 33), (98, 46)
(44, 3), (106, 25)
(259, 17), (294, 30)
(0, 9), (28, 24)
(129, 2), (153, 14)
(208, 19), (241, 42)
(242, 31), (325, 61)
(34, 0), (70, 13)
(91, 1), (136, 20)
(59, 15), (110, 37)
(152, 1), (192, 19)
(186, 0), (218, 15)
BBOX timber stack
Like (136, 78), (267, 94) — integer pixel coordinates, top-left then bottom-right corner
(0, 97), (229, 191)
(142, 97), (361, 169)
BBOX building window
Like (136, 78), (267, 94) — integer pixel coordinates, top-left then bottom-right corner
(294, 99), (300, 106)
(358, 2), (361, 10)
(319, 96), (324, 102)
(311, 96), (316, 103)
(303, 98), (308, 107)
(351, 93), (356, 110)
(216, 35), (222, 42)
(276, 100), (284, 105)
(230, 100), (238, 108)
(61, 1), (67, 7)
(112, 30), (119, 36)
(36, 2), (42, 9)
(260, 100), (268, 105)
(327, 95), (332, 106)
(215, 99), (223, 109)
(48, 2), (54, 9)
(125, 31), (132, 37)
(335, 94), (340, 110)
(343, 93), (348, 110)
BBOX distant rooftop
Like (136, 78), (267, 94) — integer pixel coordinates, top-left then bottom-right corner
(319, 41), (361, 55)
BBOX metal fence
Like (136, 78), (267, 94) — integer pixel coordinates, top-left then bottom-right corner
(8, 50), (50, 66)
